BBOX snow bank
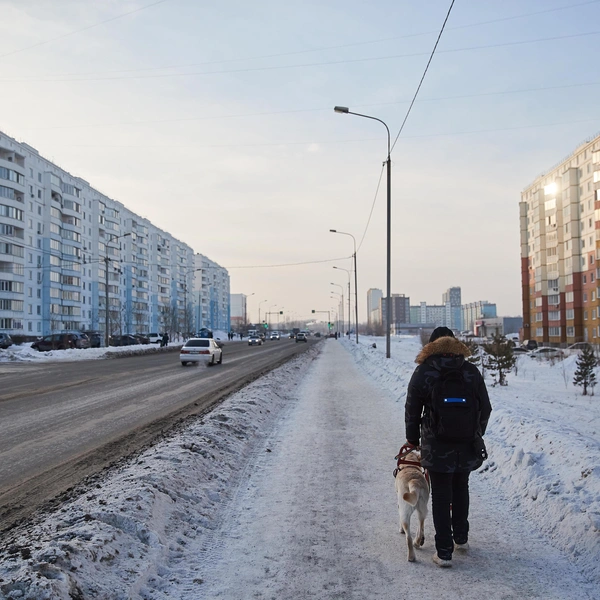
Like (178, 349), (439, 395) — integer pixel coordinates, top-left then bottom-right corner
(0, 347), (319, 599)
(341, 335), (600, 584)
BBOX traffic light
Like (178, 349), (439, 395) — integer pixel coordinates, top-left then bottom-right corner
(263, 322), (268, 329)
(328, 322), (332, 329)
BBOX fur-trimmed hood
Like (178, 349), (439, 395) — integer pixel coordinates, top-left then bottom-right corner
(415, 336), (471, 364)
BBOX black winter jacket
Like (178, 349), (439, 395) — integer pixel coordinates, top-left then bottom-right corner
(405, 336), (492, 473)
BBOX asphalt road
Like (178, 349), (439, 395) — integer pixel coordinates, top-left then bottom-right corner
(0, 337), (319, 532)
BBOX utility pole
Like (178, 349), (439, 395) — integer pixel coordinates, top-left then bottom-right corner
(104, 255), (110, 348)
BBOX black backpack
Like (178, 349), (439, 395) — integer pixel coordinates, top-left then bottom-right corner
(430, 369), (480, 443)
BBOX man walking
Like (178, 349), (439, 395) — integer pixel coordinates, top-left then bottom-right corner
(404, 327), (492, 567)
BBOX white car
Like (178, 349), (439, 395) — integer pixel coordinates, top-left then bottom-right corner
(148, 332), (162, 344)
(529, 347), (564, 361)
(180, 338), (223, 366)
(270, 331), (280, 340)
(248, 335), (263, 346)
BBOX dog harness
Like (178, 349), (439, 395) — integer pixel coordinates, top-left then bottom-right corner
(393, 443), (430, 488)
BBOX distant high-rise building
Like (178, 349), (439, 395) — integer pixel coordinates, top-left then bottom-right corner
(381, 294), (410, 328)
(462, 301), (496, 333)
(230, 294), (247, 330)
(442, 286), (462, 330)
(367, 288), (383, 327)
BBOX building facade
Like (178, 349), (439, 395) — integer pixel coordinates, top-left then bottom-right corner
(0, 130), (228, 340)
(381, 294), (410, 328)
(520, 133), (600, 345)
(230, 293), (247, 331)
(193, 253), (230, 333)
(462, 301), (497, 333)
(442, 286), (462, 330)
(366, 288), (383, 328)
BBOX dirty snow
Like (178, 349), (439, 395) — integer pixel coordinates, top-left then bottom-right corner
(0, 336), (598, 599)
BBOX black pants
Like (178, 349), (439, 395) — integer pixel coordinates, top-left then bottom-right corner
(428, 470), (470, 560)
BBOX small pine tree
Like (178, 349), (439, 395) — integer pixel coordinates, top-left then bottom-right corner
(463, 339), (481, 368)
(573, 346), (597, 396)
(483, 333), (516, 386)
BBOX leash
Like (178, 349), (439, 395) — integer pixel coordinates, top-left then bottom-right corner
(393, 443), (430, 488)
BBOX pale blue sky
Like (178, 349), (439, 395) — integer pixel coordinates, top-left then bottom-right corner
(1, 0), (599, 323)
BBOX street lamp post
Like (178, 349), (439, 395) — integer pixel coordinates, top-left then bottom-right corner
(330, 283), (344, 333)
(104, 232), (131, 348)
(330, 229), (358, 344)
(258, 299), (268, 325)
(334, 105), (391, 357)
(333, 266), (351, 338)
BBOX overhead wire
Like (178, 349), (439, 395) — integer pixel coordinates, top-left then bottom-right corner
(6, 0), (598, 79)
(391, 0), (456, 153)
(0, 0), (170, 61)
(2, 31), (600, 83)
(357, 164), (386, 254)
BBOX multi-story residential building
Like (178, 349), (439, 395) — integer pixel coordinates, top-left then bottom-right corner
(367, 288), (383, 328)
(381, 294), (410, 328)
(0, 130), (228, 341)
(193, 254), (230, 333)
(520, 133), (600, 344)
(230, 293), (247, 330)
(462, 301), (497, 333)
(442, 286), (462, 331)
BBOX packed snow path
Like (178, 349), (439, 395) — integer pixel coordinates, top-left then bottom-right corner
(191, 341), (594, 599)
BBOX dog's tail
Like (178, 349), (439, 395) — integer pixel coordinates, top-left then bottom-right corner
(402, 481), (422, 507)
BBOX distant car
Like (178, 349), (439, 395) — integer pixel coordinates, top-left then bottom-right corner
(248, 335), (263, 346)
(564, 342), (595, 357)
(296, 332), (307, 343)
(180, 337), (223, 366)
(512, 347), (531, 355)
(32, 332), (90, 351)
(0, 333), (14, 349)
(148, 333), (162, 344)
(133, 333), (150, 345)
(270, 331), (280, 340)
(197, 328), (213, 339)
(522, 339), (539, 351)
(84, 331), (102, 348)
(530, 347), (564, 360)
(109, 334), (139, 347)
(258, 331), (266, 342)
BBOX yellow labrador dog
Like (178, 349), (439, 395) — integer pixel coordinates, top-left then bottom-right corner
(395, 447), (430, 562)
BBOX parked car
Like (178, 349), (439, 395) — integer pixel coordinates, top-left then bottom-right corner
(522, 339), (539, 351)
(248, 335), (263, 346)
(133, 333), (150, 345)
(148, 332), (162, 344)
(564, 342), (595, 357)
(32, 333), (91, 351)
(296, 332), (307, 343)
(180, 337), (223, 366)
(530, 347), (565, 360)
(197, 328), (213, 339)
(512, 347), (531, 355)
(0, 333), (13, 349)
(109, 334), (138, 347)
(84, 331), (102, 348)
(270, 331), (280, 340)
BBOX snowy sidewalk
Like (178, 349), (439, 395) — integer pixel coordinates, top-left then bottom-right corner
(191, 341), (595, 599)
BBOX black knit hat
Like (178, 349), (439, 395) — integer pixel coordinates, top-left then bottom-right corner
(429, 327), (455, 343)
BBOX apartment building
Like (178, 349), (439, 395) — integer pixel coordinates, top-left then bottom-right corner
(193, 253), (230, 333)
(366, 288), (383, 327)
(0, 130), (229, 340)
(462, 301), (497, 333)
(520, 133), (600, 345)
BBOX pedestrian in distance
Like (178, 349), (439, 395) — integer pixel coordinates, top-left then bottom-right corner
(162, 332), (169, 348)
(403, 326), (492, 568)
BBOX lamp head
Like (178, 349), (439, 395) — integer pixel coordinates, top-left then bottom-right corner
(329, 229), (337, 233)
(334, 106), (349, 114)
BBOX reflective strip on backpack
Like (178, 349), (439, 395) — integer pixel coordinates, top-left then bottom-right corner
(443, 397), (467, 404)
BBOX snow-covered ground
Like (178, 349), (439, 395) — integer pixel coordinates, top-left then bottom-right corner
(0, 336), (598, 599)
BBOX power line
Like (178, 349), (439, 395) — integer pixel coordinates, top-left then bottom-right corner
(0, 0), (170, 61)
(391, 0), (455, 153)
(15, 79), (600, 132)
(8, 0), (598, 79)
(226, 256), (351, 269)
(357, 164), (386, 254)
(3, 30), (600, 83)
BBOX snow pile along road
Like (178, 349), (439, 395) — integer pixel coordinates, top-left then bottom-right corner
(344, 336), (600, 584)
(0, 347), (318, 599)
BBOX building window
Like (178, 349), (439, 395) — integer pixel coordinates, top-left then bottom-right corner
(566, 309), (575, 320)
(536, 328), (544, 337)
(567, 326), (575, 337)
(548, 327), (560, 336)
(584, 311), (588, 320)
